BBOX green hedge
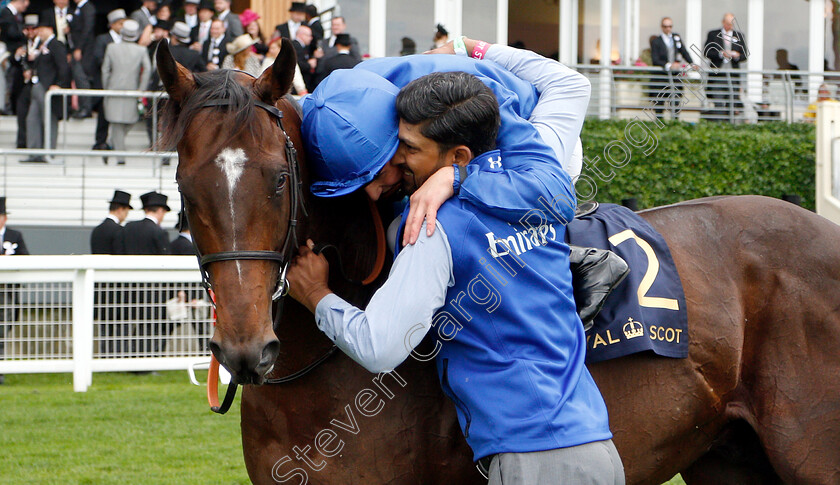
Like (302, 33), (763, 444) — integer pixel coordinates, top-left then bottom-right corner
(578, 120), (816, 210)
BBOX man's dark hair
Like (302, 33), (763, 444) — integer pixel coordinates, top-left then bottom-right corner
(109, 202), (129, 211)
(395, 71), (500, 157)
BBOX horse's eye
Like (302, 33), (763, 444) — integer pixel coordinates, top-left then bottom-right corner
(275, 174), (288, 196)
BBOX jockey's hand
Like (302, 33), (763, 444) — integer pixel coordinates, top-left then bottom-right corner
(288, 239), (332, 314)
(424, 37), (482, 56)
(403, 166), (455, 246)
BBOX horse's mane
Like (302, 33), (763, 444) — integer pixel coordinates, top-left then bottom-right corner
(157, 69), (257, 150)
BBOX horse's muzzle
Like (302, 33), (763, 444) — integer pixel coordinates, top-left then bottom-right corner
(208, 338), (281, 385)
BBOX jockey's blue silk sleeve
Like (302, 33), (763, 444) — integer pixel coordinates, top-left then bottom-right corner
(314, 222), (454, 373)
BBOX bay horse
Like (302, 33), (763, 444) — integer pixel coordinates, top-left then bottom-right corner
(156, 41), (840, 484)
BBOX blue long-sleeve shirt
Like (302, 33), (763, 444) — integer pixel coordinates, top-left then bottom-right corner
(314, 45), (590, 373)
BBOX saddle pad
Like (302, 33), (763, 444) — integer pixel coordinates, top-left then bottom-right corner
(565, 204), (689, 363)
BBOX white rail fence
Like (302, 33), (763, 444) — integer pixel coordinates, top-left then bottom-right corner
(0, 256), (213, 391)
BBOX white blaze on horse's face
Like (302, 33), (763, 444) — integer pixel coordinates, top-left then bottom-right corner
(215, 147), (248, 280)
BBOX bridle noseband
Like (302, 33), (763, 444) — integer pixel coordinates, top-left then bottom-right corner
(186, 97), (307, 305)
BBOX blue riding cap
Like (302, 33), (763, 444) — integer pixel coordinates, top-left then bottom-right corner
(302, 69), (401, 197)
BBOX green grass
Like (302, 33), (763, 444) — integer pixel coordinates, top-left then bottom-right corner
(0, 372), (249, 485)
(0, 372), (687, 484)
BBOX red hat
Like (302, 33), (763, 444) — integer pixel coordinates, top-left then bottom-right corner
(239, 8), (260, 27)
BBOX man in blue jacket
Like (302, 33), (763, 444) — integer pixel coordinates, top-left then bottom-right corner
(288, 39), (625, 483)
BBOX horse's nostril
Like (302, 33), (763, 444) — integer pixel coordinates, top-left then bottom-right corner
(208, 340), (223, 363)
(260, 340), (281, 368)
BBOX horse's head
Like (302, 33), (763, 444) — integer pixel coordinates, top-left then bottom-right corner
(157, 40), (302, 384)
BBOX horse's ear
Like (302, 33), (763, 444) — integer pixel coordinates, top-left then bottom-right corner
(255, 38), (296, 104)
(156, 40), (196, 104)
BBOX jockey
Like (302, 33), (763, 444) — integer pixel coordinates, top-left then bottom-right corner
(288, 39), (625, 483)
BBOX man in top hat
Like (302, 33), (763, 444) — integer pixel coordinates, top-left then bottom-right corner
(90, 190), (131, 254)
(130, 0), (158, 30)
(92, 9), (126, 153)
(315, 33), (359, 85)
(0, 197), (29, 256)
(68, 0), (96, 118)
(177, 0), (200, 29)
(275, 2), (306, 41)
(322, 16), (359, 61)
(304, 4), (323, 54)
(170, 21), (206, 73)
(170, 211), (194, 255)
(1, 0), (31, 116)
(123, 191), (171, 255)
(40, 0), (94, 119)
(202, 18), (229, 70)
(0, 196), (29, 383)
(214, 0), (242, 38)
(190, 0), (214, 47)
(23, 13), (71, 163)
(11, 14), (39, 150)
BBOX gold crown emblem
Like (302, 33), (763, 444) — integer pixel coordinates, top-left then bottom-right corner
(623, 317), (644, 339)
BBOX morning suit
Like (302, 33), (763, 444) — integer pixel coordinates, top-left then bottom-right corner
(90, 216), (127, 353)
(170, 235), (194, 255)
(191, 20), (212, 45)
(102, 41), (150, 124)
(649, 33), (694, 118)
(292, 39), (314, 92)
(201, 35), (229, 69)
(171, 42), (207, 73)
(130, 6), (156, 30)
(218, 10), (242, 37)
(69, 0), (97, 109)
(703, 28), (748, 115)
(123, 217), (171, 354)
(90, 217), (125, 254)
(26, 35), (72, 150)
(1, 4), (27, 117)
(274, 21), (295, 41)
(0, 226), (29, 360)
(92, 30), (119, 146)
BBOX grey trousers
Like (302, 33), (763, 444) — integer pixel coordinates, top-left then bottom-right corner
(110, 122), (133, 156)
(487, 440), (625, 485)
(26, 83), (59, 149)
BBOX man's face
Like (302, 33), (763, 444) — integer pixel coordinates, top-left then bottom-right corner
(53, 0), (68, 9)
(214, 0), (228, 13)
(392, 120), (452, 194)
(144, 0), (157, 12)
(290, 11), (305, 23)
(363, 161), (402, 201)
(198, 8), (213, 21)
(661, 18), (672, 35)
(154, 26), (169, 39)
(24, 26), (37, 39)
(722, 14), (734, 32)
(296, 25), (312, 46)
(210, 19), (225, 38)
(38, 26), (53, 40)
(149, 207), (167, 224)
(331, 17), (345, 35)
(184, 3), (197, 15)
(115, 206), (130, 223)
(111, 18), (125, 32)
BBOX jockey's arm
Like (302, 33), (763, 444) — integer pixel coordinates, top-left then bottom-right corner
(289, 223), (453, 374)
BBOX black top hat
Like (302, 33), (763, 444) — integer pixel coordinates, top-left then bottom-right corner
(435, 23), (448, 37)
(37, 12), (54, 28)
(400, 36), (416, 56)
(289, 2), (306, 13)
(198, 0), (214, 11)
(108, 190), (133, 209)
(155, 19), (172, 31)
(305, 4), (318, 16)
(0, 196), (7, 215)
(335, 33), (352, 46)
(140, 191), (172, 211)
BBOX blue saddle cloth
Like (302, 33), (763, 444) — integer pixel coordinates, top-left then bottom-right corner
(566, 204), (689, 363)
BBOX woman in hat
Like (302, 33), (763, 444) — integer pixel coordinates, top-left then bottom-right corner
(101, 19), (151, 164)
(240, 8), (267, 57)
(221, 33), (261, 77)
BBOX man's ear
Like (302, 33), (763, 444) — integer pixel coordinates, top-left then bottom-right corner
(450, 145), (474, 166)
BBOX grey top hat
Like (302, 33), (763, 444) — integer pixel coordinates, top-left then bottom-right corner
(24, 14), (39, 27)
(171, 21), (191, 43)
(108, 190), (133, 209)
(107, 8), (126, 25)
(121, 19), (141, 41)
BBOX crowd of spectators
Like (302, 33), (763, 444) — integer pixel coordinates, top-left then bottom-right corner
(0, 0), (363, 161)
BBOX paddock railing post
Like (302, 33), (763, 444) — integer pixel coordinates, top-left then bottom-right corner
(72, 268), (95, 392)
